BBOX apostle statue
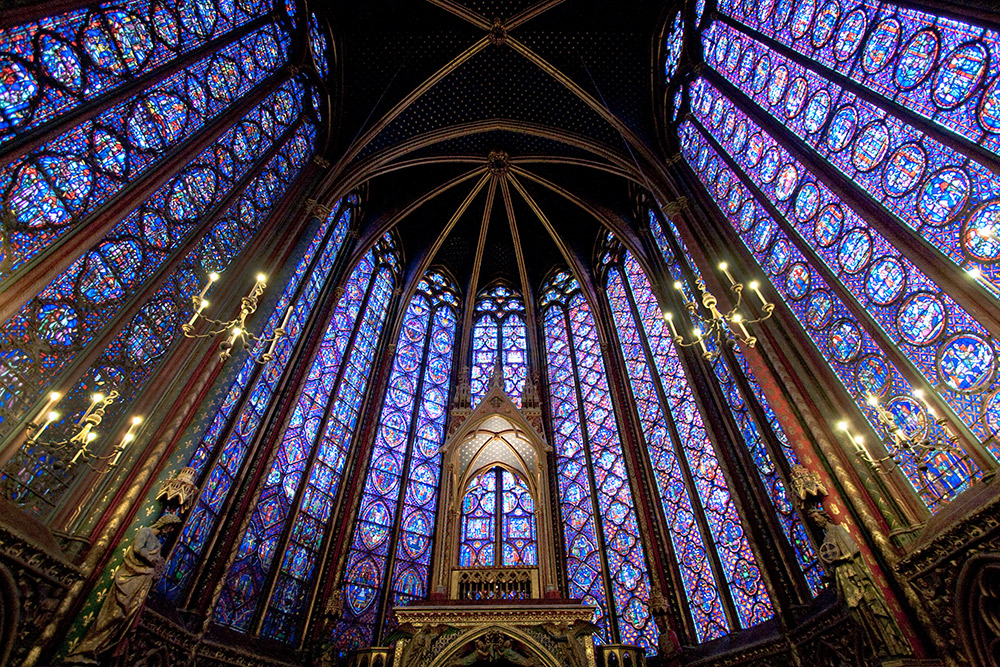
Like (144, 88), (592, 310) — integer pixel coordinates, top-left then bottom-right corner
(809, 509), (910, 659)
(67, 514), (182, 664)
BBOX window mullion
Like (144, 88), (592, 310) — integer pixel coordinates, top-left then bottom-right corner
(561, 303), (622, 644)
(618, 268), (742, 630)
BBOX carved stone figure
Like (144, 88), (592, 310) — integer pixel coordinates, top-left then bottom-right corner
(810, 510), (910, 659)
(66, 515), (181, 664)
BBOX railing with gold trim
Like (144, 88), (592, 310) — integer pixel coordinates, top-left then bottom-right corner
(450, 567), (538, 600)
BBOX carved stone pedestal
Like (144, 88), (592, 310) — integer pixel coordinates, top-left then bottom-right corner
(392, 600), (598, 667)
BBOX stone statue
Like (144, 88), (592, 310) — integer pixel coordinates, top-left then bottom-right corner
(810, 510), (910, 658)
(67, 514), (182, 664)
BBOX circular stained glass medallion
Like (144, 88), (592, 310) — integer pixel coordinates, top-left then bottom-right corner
(795, 182), (820, 220)
(774, 0), (793, 29)
(933, 42), (988, 109)
(895, 29), (939, 90)
(786, 262), (811, 299)
(39, 34), (82, 92)
(767, 239), (792, 274)
(883, 143), (926, 197)
(803, 90), (831, 133)
(863, 18), (900, 74)
(827, 105), (857, 152)
(768, 66), (790, 106)
(887, 396), (927, 439)
(857, 354), (890, 397)
(918, 168), (970, 226)
(938, 332), (996, 392)
(812, 1), (841, 48)
(791, 0), (816, 39)
(808, 290), (834, 328)
(733, 120), (749, 152)
(852, 121), (890, 172)
(897, 292), (946, 345)
(829, 319), (862, 363)
(785, 77), (808, 118)
(746, 134), (765, 166)
(760, 148), (781, 182)
(838, 228), (872, 273)
(752, 217), (777, 251)
(964, 200), (1000, 262)
(815, 204), (844, 246)
(0, 59), (38, 129)
(865, 256), (906, 305)
(36, 304), (77, 347)
(754, 55), (771, 93)
(775, 164), (799, 200)
(835, 9), (867, 61)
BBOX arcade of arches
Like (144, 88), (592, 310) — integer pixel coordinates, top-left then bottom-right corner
(1, 0), (1000, 665)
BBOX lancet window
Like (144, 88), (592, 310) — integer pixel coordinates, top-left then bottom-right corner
(332, 270), (459, 650)
(458, 466), (537, 568)
(541, 271), (658, 652)
(668, 0), (999, 511)
(214, 233), (398, 643)
(603, 244), (774, 641)
(648, 209), (823, 595)
(470, 283), (527, 407)
(160, 197), (355, 603)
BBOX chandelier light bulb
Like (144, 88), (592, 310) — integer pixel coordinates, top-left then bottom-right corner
(132, 416), (143, 425)
(968, 266), (982, 279)
(50, 391), (61, 401)
(731, 313), (742, 323)
(912, 389), (924, 399)
(256, 273), (267, 283)
(209, 272), (220, 282)
(748, 281), (759, 290)
(86, 431), (98, 443)
(673, 281), (683, 291)
(718, 262), (728, 271)
(47, 411), (59, 421)
(837, 421), (848, 431)
(92, 393), (104, 403)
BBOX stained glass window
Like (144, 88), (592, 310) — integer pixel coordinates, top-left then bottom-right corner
(541, 271), (658, 652)
(214, 234), (398, 640)
(1, 22), (291, 282)
(457, 466), (537, 569)
(0, 40), (301, 441)
(160, 198), (353, 602)
(331, 270), (458, 650)
(2, 113), (318, 517)
(604, 244), (775, 638)
(665, 13), (685, 79)
(649, 209), (824, 596)
(308, 13), (329, 80)
(682, 72), (984, 507)
(0, 0), (272, 146)
(470, 283), (527, 407)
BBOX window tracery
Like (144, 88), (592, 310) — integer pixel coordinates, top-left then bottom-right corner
(541, 271), (658, 652)
(603, 244), (774, 639)
(470, 283), (526, 407)
(214, 233), (397, 641)
(332, 269), (458, 650)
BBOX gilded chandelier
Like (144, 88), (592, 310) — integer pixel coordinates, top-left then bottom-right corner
(182, 272), (291, 363)
(24, 390), (142, 471)
(838, 391), (974, 504)
(662, 263), (774, 360)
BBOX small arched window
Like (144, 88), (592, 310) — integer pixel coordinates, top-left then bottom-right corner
(459, 466), (537, 568)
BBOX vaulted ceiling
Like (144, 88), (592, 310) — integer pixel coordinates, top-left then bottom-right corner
(314, 0), (675, 296)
